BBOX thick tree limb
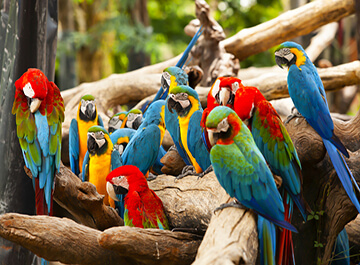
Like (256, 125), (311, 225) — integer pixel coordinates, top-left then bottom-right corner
(193, 195), (258, 265)
(222, 0), (355, 60)
(345, 215), (360, 263)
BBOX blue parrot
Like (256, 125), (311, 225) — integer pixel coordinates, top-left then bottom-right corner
(275, 41), (360, 213)
(205, 106), (297, 265)
(121, 100), (166, 178)
(167, 85), (211, 177)
(110, 128), (136, 156)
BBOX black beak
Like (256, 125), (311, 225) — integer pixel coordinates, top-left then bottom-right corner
(167, 96), (177, 114)
(275, 55), (285, 69)
(85, 103), (95, 119)
(108, 127), (115, 134)
(161, 76), (170, 94)
(133, 116), (142, 130)
(113, 184), (128, 195)
(87, 135), (97, 154)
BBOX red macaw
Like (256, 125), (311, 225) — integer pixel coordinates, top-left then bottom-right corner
(106, 165), (169, 229)
(12, 68), (64, 216)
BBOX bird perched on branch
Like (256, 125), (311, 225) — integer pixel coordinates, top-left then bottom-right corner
(69, 95), (103, 176)
(82, 126), (122, 211)
(13, 68), (64, 217)
(205, 106), (297, 265)
(275, 41), (360, 214)
(106, 165), (169, 229)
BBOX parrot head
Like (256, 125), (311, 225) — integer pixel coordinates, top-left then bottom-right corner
(79, 95), (97, 121)
(106, 165), (147, 202)
(210, 77), (242, 107)
(124, 109), (143, 130)
(162, 66), (189, 93)
(275, 41), (307, 69)
(87, 126), (110, 155)
(233, 86), (263, 121)
(167, 85), (200, 117)
(205, 106), (242, 146)
(15, 68), (49, 113)
(108, 111), (127, 133)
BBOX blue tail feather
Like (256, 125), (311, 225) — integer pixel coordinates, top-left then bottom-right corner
(258, 216), (276, 265)
(323, 139), (360, 213)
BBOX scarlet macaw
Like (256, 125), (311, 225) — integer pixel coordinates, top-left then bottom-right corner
(167, 85), (211, 175)
(69, 94), (103, 176)
(121, 100), (166, 177)
(12, 68), (64, 216)
(205, 106), (297, 265)
(106, 165), (169, 229)
(82, 126), (122, 210)
(275, 41), (360, 213)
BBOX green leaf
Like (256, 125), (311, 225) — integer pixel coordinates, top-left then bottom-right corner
(307, 215), (314, 221)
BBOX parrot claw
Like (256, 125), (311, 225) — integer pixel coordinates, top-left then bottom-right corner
(175, 165), (197, 181)
(196, 165), (213, 179)
(147, 173), (158, 181)
(284, 107), (303, 124)
(214, 200), (246, 214)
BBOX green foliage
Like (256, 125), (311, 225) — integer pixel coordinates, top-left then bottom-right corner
(307, 210), (324, 221)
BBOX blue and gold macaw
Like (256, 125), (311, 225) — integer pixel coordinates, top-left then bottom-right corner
(110, 128), (136, 156)
(121, 100), (166, 177)
(275, 41), (360, 213)
(163, 67), (192, 166)
(120, 108), (143, 130)
(82, 126), (122, 213)
(108, 111), (127, 134)
(167, 85), (211, 176)
(205, 106), (297, 265)
(12, 68), (64, 216)
(69, 95), (104, 176)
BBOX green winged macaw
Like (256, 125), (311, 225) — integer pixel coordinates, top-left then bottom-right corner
(69, 95), (103, 176)
(110, 128), (136, 156)
(205, 106), (297, 265)
(108, 111), (127, 134)
(12, 68), (64, 216)
(82, 126), (122, 211)
(163, 66), (192, 166)
(121, 100), (166, 178)
(275, 41), (360, 213)
(167, 85), (211, 176)
(106, 165), (169, 229)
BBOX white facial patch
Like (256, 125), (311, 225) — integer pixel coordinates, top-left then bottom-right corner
(231, 82), (239, 92)
(217, 117), (229, 132)
(23, 82), (35, 98)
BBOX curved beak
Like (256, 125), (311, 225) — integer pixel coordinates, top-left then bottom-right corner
(167, 95), (177, 114)
(218, 88), (232, 106)
(133, 115), (142, 130)
(85, 103), (95, 118)
(106, 182), (120, 202)
(87, 133), (97, 154)
(275, 55), (285, 69)
(30, 98), (42, 113)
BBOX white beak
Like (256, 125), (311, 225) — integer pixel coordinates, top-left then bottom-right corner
(106, 182), (120, 202)
(30, 98), (42, 113)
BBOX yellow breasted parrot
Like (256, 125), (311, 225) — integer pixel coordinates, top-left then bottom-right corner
(12, 68), (64, 216)
(69, 94), (103, 176)
(108, 111), (127, 134)
(120, 108), (143, 130)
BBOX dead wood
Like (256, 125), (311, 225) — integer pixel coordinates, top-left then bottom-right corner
(284, 108), (360, 265)
(193, 194), (258, 265)
(98, 226), (202, 265)
(0, 213), (202, 265)
(222, 0), (355, 60)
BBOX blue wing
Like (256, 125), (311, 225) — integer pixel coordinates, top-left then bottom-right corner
(110, 128), (136, 145)
(122, 124), (161, 176)
(258, 216), (276, 265)
(69, 119), (80, 175)
(111, 149), (123, 170)
(151, 145), (166, 175)
(111, 148), (125, 218)
(98, 115), (104, 127)
(330, 228), (350, 265)
(187, 110), (211, 171)
(164, 104), (191, 165)
(82, 151), (90, 182)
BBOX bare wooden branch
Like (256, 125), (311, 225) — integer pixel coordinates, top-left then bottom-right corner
(99, 226), (202, 265)
(345, 214), (360, 263)
(193, 194), (258, 265)
(222, 0), (355, 60)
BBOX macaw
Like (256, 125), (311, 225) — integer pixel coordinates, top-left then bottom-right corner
(163, 66), (192, 166)
(275, 41), (360, 213)
(121, 100), (166, 177)
(200, 76), (244, 151)
(108, 111), (127, 134)
(205, 106), (297, 265)
(330, 228), (350, 265)
(110, 128), (136, 156)
(167, 85), (211, 175)
(12, 68), (64, 217)
(69, 94), (104, 176)
(106, 165), (169, 229)
(82, 126), (122, 211)
(120, 108), (143, 130)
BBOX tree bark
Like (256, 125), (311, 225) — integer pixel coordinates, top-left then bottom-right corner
(222, 0), (355, 60)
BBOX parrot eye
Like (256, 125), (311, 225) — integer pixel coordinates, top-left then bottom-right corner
(217, 117), (229, 132)
(162, 72), (171, 89)
(176, 92), (188, 100)
(231, 82), (239, 92)
(127, 113), (134, 120)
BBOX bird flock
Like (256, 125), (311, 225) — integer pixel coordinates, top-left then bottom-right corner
(12, 41), (356, 265)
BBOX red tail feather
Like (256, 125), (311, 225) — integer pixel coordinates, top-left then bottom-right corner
(34, 178), (53, 216)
